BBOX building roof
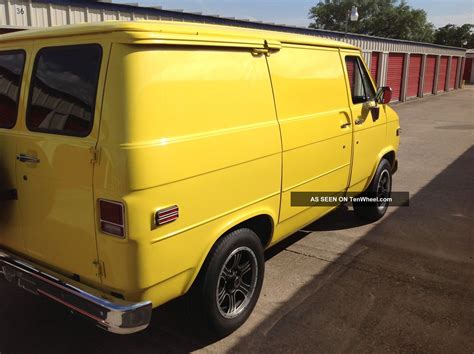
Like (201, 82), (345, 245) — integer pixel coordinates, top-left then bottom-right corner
(0, 20), (358, 50)
(43, 0), (464, 52)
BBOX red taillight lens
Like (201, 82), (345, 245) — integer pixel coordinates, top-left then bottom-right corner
(99, 199), (125, 238)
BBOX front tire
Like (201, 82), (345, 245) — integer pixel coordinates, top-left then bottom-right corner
(196, 228), (264, 337)
(353, 158), (393, 222)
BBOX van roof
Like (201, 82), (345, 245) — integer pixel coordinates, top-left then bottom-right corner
(0, 20), (358, 50)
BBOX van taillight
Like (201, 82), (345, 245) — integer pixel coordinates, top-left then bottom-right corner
(99, 199), (125, 238)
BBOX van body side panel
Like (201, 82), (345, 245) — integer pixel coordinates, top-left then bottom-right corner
(95, 44), (281, 300)
(267, 45), (352, 241)
(384, 105), (401, 159)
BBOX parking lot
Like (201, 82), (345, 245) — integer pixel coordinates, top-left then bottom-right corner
(1, 87), (473, 353)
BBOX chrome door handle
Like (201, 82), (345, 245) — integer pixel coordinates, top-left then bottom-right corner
(17, 154), (40, 164)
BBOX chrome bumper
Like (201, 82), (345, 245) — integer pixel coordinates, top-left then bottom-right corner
(0, 249), (152, 334)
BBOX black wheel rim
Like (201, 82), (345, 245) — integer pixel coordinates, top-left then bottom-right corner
(216, 246), (258, 319)
(377, 169), (391, 210)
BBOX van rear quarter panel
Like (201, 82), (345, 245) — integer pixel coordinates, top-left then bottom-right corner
(95, 44), (281, 303)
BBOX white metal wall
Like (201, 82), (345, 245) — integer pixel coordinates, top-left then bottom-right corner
(0, 0), (466, 57)
(0, 0), (467, 101)
(0, 0), (174, 28)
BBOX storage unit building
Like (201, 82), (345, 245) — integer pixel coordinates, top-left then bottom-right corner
(0, 0), (467, 102)
(370, 52), (380, 86)
(462, 50), (474, 84)
(449, 56), (459, 90)
(386, 53), (405, 102)
(424, 55), (437, 95)
(437, 56), (449, 92)
(407, 54), (422, 98)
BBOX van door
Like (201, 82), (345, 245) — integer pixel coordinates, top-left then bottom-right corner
(266, 45), (353, 226)
(15, 42), (108, 283)
(341, 53), (386, 192)
(0, 48), (29, 252)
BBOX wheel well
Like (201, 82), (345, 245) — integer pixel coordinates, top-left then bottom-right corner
(226, 214), (274, 249)
(189, 214), (274, 291)
(382, 151), (396, 169)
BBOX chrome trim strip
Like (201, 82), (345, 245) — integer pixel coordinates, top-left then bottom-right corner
(154, 205), (179, 226)
(157, 205), (179, 214)
(158, 212), (179, 220)
(0, 249), (152, 334)
(158, 210), (179, 217)
(157, 217), (178, 225)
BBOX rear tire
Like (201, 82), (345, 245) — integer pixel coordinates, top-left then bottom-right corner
(353, 158), (392, 222)
(196, 228), (264, 337)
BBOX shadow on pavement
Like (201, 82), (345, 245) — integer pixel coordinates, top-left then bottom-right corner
(304, 204), (373, 232)
(227, 146), (474, 353)
(0, 147), (473, 353)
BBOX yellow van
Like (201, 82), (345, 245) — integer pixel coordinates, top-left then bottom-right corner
(0, 21), (399, 335)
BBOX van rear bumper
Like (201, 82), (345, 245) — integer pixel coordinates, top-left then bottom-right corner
(0, 248), (152, 334)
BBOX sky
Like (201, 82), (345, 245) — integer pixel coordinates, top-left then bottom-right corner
(113, 0), (474, 28)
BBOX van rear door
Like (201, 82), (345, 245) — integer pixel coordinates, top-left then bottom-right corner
(0, 48), (29, 252)
(15, 42), (109, 283)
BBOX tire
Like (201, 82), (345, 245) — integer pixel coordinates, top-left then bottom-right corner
(353, 158), (393, 222)
(195, 228), (264, 337)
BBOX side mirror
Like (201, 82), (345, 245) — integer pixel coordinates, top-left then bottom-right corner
(376, 86), (392, 104)
(370, 105), (380, 121)
(364, 100), (380, 121)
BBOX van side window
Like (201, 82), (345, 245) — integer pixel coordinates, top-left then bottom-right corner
(345, 56), (375, 104)
(26, 45), (102, 137)
(0, 50), (25, 129)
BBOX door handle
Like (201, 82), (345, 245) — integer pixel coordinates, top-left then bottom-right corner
(339, 111), (351, 129)
(17, 154), (40, 164)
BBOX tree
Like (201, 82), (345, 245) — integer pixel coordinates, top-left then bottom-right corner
(434, 24), (474, 48)
(308, 0), (435, 43)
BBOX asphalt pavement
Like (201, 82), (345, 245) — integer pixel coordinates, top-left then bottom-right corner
(0, 86), (473, 354)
